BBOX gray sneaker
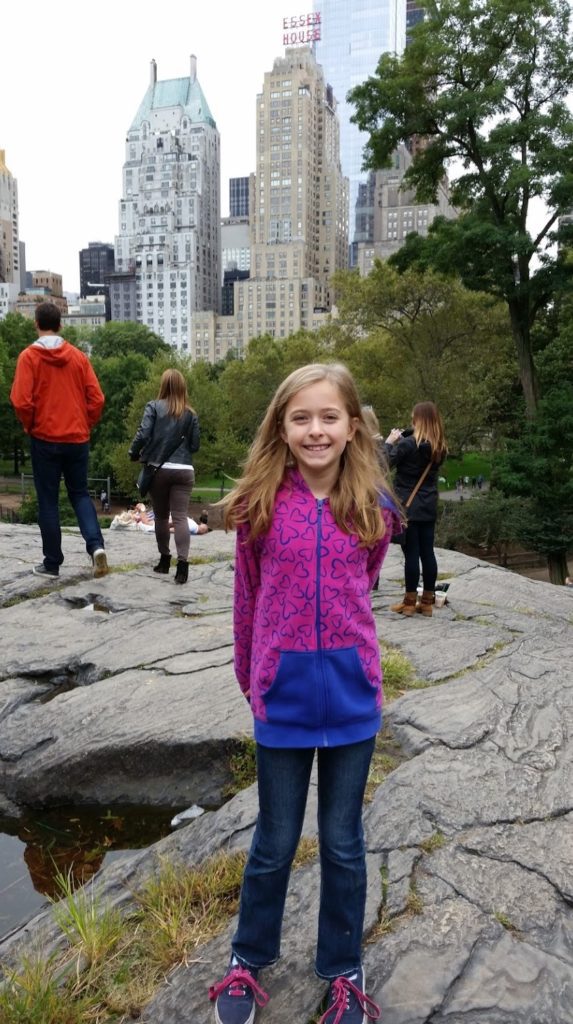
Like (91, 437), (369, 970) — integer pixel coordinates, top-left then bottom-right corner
(33, 563), (59, 577)
(92, 548), (109, 578)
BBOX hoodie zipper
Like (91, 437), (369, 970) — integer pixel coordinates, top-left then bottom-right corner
(315, 499), (328, 745)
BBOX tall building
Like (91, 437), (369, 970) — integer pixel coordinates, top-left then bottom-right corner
(191, 46), (348, 362)
(314, 0), (406, 259)
(229, 176), (249, 218)
(79, 242), (115, 297)
(114, 56), (221, 350)
(406, 0), (425, 44)
(0, 149), (21, 320)
(356, 145), (457, 275)
(16, 270), (68, 318)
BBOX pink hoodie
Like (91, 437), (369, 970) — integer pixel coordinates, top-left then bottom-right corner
(233, 469), (400, 748)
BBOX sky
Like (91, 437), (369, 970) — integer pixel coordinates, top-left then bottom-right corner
(1, 0), (318, 295)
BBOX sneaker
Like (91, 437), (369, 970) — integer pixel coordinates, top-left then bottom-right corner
(209, 956), (269, 1024)
(320, 969), (380, 1023)
(32, 563), (59, 577)
(92, 548), (109, 578)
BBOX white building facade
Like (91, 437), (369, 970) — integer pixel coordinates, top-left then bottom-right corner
(0, 149), (21, 321)
(114, 57), (220, 351)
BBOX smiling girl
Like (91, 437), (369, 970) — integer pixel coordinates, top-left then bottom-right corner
(209, 363), (400, 1024)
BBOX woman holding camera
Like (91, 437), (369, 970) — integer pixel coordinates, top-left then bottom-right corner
(385, 402), (447, 617)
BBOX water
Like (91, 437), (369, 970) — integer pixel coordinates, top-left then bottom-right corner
(0, 804), (184, 940)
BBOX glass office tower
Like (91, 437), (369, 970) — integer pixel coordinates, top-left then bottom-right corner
(314, 0), (406, 260)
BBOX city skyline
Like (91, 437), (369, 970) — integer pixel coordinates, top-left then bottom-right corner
(3, 0), (344, 294)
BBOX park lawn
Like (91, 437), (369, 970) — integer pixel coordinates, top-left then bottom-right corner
(439, 453), (492, 490)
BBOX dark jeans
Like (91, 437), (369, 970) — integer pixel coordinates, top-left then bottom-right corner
(150, 467), (194, 561)
(30, 438), (104, 571)
(404, 519), (437, 592)
(233, 737), (375, 979)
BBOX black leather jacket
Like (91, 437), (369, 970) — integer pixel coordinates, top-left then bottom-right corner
(129, 400), (200, 467)
(384, 432), (443, 522)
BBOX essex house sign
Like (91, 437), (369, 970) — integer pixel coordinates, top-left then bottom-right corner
(282, 11), (322, 46)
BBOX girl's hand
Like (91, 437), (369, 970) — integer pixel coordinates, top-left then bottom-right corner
(386, 428), (402, 444)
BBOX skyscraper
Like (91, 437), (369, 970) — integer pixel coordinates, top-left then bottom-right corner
(313, 0), (406, 258)
(114, 57), (221, 350)
(0, 149), (21, 320)
(229, 176), (250, 218)
(79, 242), (115, 297)
(191, 46), (348, 362)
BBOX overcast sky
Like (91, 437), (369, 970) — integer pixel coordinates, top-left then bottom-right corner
(2, 0), (321, 294)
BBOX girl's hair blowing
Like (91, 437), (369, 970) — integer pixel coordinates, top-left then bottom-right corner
(157, 369), (195, 418)
(412, 401), (448, 460)
(223, 363), (396, 545)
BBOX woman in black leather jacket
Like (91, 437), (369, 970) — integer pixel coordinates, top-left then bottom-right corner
(129, 369), (200, 584)
(385, 402), (447, 616)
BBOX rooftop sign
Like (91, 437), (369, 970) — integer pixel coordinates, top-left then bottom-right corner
(283, 12), (321, 46)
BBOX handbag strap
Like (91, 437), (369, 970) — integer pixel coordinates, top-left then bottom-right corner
(404, 460), (433, 508)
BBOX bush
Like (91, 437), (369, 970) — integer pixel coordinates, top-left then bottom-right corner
(436, 490), (534, 566)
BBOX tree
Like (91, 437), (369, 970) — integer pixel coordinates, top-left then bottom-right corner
(0, 314), (37, 473)
(89, 321), (169, 361)
(332, 264), (518, 448)
(436, 490), (534, 567)
(349, 0), (573, 416)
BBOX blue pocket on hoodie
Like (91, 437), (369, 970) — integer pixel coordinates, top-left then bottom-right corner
(262, 648), (377, 729)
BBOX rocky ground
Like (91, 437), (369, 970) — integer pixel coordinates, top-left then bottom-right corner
(1, 522), (573, 1023)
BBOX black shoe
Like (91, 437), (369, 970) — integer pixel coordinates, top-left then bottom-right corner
(154, 554), (171, 573)
(199, 510), (209, 525)
(33, 563), (59, 577)
(174, 560), (188, 584)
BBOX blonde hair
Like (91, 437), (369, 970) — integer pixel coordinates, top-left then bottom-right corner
(157, 369), (195, 419)
(412, 401), (448, 460)
(223, 363), (396, 545)
(362, 405), (381, 440)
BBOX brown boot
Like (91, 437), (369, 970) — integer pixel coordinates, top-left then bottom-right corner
(390, 592), (418, 616)
(416, 590), (434, 616)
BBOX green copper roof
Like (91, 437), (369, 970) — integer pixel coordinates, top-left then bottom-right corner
(130, 76), (216, 130)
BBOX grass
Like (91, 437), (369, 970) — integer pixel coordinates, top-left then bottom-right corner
(381, 643), (429, 703)
(494, 911), (518, 932)
(225, 737), (257, 797)
(365, 728), (409, 802)
(419, 831), (446, 854)
(439, 452), (492, 490)
(0, 834), (324, 1023)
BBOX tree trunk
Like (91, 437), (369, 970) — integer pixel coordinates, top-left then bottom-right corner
(13, 438), (20, 476)
(507, 298), (538, 418)
(547, 549), (569, 585)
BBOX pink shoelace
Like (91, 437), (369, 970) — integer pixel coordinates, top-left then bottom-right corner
(209, 965), (270, 1009)
(319, 975), (381, 1023)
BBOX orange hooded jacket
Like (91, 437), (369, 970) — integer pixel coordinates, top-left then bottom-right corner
(10, 338), (105, 443)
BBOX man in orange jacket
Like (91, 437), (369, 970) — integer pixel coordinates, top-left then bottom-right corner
(10, 302), (109, 578)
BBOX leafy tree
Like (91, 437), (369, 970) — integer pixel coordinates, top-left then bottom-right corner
(0, 314), (37, 474)
(349, 0), (573, 416)
(333, 264), (518, 448)
(89, 321), (169, 361)
(436, 490), (534, 567)
(492, 384), (573, 582)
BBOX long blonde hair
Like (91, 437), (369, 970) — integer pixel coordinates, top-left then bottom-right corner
(223, 363), (396, 545)
(412, 401), (448, 461)
(157, 369), (195, 418)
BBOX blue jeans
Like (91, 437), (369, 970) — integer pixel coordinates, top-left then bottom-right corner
(30, 438), (104, 571)
(233, 737), (375, 979)
(404, 520), (437, 592)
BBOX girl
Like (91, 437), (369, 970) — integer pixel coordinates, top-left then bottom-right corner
(209, 364), (400, 1024)
(128, 369), (200, 584)
(385, 401), (447, 616)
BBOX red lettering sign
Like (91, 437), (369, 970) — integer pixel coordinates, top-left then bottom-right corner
(282, 11), (321, 44)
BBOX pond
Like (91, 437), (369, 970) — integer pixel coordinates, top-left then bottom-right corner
(0, 803), (190, 940)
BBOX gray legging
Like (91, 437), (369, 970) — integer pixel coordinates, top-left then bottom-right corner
(404, 519), (438, 593)
(149, 467), (195, 561)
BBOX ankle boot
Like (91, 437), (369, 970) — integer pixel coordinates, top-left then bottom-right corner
(390, 591), (417, 616)
(153, 554), (171, 574)
(416, 590), (434, 616)
(175, 559), (189, 585)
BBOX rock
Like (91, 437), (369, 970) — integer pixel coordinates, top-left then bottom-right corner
(1, 524), (573, 1023)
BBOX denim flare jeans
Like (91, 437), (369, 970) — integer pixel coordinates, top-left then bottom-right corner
(232, 737), (375, 979)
